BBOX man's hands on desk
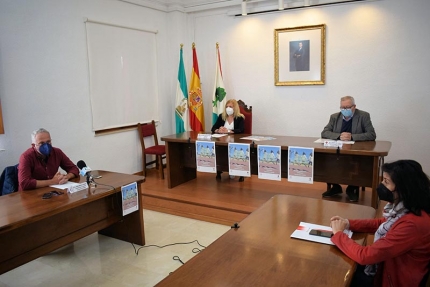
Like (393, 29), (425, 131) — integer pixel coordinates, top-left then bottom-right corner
(339, 132), (352, 141)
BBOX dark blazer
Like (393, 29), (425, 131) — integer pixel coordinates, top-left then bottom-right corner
(321, 109), (376, 141)
(211, 114), (245, 134)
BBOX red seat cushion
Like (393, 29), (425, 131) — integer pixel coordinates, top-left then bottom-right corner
(145, 145), (166, 155)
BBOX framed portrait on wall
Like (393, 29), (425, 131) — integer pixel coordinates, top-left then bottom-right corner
(274, 24), (326, 86)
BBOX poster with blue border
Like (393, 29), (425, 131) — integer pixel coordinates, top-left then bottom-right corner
(228, 143), (251, 177)
(257, 145), (281, 181)
(288, 146), (314, 184)
(196, 140), (216, 173)
(121, 181), (138, 216)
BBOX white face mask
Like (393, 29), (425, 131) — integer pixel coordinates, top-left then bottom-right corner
(226, 107), (234, 116)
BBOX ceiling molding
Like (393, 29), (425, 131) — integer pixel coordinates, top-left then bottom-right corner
(119, 0), (377, 14)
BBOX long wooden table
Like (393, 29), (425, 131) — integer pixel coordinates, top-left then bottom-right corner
(161, 132), (391, 208)
(0, 170), (145, 274)
(156, 194), (376, 287)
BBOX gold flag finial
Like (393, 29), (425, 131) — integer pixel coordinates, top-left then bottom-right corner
(192, 42), (195, 48)
(180, 43), (183, 49)
(216, 42), (219, 49)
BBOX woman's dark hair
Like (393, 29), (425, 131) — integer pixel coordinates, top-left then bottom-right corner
(382, 160), (430, 215)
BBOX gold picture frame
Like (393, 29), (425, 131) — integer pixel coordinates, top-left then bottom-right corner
(274, 24), (326, 86)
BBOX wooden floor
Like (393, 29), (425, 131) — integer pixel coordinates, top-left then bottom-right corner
(141, 169), (375, 226)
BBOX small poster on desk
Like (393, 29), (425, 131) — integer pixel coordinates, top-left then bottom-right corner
(257, 145), (281, 181)
(288, 146), (314, 184)
(228, 143), (251, 177)
(196, 140), (216, 173)
(121, 182), (138, 216)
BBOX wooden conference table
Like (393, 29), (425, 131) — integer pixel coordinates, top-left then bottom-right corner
(0, 170), (145, 274)
(156, 194), (376, 287)
(161, 132), (391, 208)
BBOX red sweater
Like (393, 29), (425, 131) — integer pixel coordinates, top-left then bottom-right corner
(18, 146), (79, 191)
(331, 212), (430, 287)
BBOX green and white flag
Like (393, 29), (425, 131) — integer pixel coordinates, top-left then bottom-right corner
(212, 43), (227, 125)
(175, 45), (189, 133)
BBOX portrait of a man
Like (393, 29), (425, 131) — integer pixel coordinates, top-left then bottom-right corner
(290, 40), (310, 71)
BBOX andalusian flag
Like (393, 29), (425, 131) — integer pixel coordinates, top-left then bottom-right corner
(188, 43), (205, 132)
(212, 43), (227, 125)
(175, 45), (189, 133)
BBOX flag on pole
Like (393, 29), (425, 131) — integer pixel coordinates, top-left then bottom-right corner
(212, 43), (227, 125)
(188, 43), (205, 132)
(175, 44), (189, 133)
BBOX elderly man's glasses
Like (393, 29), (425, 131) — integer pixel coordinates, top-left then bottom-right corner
(340, 106), (354, 110)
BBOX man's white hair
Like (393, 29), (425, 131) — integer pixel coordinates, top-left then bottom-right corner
(31, 128), (50, 144)
(341, 96), (355, 105)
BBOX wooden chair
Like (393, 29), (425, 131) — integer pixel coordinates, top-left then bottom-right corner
(238, 99), (252, 134)
(137, 121), (166, 179)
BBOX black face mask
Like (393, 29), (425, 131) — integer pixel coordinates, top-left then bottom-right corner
(377, 183), (395, 202)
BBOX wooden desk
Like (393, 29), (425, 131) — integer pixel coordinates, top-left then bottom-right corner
(0, 170), (145, 274)
(161, 132), (391, 208)
(156, 194), (376, 287)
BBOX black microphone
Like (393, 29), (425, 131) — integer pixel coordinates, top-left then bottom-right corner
(77, 160), (92, 184)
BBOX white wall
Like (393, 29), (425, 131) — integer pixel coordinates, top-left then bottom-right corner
(186, 0), (430, 173)
(0, 0), (172, 174)
(1, 0), (430, 175)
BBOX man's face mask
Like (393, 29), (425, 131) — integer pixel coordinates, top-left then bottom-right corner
(39, 143), (52, 157)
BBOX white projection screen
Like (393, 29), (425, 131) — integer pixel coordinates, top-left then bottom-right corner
(85, 19), (159, 131)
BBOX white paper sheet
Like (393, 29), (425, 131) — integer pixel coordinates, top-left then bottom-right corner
(290, 221), (353, 245)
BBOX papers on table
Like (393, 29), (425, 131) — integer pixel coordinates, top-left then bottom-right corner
(291, 222), (353, 245)
(240, 136), (276, 141)
(211, 134), (228, 138)
(314, 138), (355, 145)
(50, 181), (89, 193)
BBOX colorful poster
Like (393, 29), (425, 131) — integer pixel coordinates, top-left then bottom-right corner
(121, 182), (138, 216)
(228, 143), (251, 177)
(257, 145), (281, 181)
(288, 146), (314, 184)
(196, 140), (216, 173)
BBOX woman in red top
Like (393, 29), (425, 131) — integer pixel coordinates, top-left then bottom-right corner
(330, 160), (430, 287)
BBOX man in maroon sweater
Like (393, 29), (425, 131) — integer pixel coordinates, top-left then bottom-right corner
(18, 128), (79, 191)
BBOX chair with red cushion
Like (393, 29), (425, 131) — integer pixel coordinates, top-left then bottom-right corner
(137, 121), (166, 179)
(238, 99), (252, 134)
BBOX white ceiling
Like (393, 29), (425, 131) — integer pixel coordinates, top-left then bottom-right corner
(120, 0), (373, 13)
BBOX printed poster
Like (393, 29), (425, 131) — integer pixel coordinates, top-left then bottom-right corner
(228, 143), (251, 177)
(257, 145), (281, 181)
(121, 181), (138, 216)
(196, 140), (216, 173)
(288, 146), (314, 184)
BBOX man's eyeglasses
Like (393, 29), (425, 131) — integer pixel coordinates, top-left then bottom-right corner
(340, 106), (355, 110)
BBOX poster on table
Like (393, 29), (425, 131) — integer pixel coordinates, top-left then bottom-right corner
(228, 143), (251, 177)
(121, 181), (138, 216)
(195, 140), (216, 173)
(257, 145), (281, 181)
(287, 146), (314, 184)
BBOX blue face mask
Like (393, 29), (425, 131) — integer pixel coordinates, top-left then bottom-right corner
(341, 109), (353, 118)
(39, 143), (52, 156)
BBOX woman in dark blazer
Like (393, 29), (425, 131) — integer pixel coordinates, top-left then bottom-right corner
(211, 99), (245, 134)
